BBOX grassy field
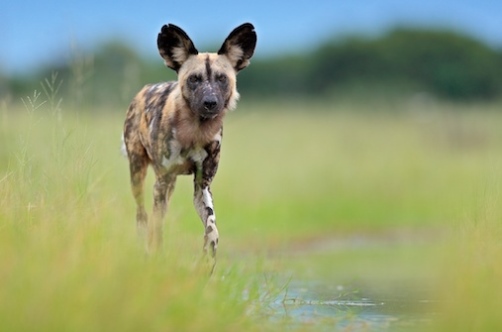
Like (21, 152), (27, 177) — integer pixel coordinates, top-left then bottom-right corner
(1, 97), (502, 331)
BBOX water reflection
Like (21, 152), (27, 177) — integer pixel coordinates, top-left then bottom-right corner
(270, 280), (434, 331)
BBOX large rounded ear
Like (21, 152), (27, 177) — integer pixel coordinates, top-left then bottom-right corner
(157, 24), (199, 72)
(217, 23), (257, 72)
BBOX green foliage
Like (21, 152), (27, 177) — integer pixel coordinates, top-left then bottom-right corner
(378, 29), (502, 99)
(243, 28), (502, 100)
(3, 28), (502, 106)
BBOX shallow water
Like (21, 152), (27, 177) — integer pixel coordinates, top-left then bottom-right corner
(270, 280), (434, 331)
(263, 233), (439, 331)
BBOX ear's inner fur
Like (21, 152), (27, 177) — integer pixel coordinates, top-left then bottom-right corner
(158, 24), (199, 72)
(218, 22), (257, 71)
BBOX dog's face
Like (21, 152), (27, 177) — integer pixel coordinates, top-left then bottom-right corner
(157, 23), (257, 120)
(178, 53), (235, 120)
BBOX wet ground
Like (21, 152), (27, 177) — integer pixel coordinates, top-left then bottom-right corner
(270, 280), (435, 331)
(264, 232), (440, 331)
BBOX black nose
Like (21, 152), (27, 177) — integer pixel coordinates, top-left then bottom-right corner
(204, 100), (217, 111)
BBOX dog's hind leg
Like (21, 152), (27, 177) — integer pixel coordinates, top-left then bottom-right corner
(127, 149), (149, 243)
(148, 174), (176, 253)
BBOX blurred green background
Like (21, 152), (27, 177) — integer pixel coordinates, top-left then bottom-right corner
(3, 27), (502, 106)
(2, 1), (502, 107)
(2, 1), (502, 331)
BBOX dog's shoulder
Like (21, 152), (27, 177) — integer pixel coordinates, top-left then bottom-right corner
(138, 82), (178, 107)
(130, 81), (178, 126)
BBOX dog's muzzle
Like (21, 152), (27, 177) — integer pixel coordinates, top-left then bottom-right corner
(199, 95), (220, 119)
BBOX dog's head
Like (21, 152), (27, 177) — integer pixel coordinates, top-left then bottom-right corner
(157, 23), (256, 120)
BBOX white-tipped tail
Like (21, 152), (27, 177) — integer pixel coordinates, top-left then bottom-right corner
(120, 134), (128, 158)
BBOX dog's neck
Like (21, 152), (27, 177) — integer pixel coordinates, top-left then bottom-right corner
(170, 103), (225, 148)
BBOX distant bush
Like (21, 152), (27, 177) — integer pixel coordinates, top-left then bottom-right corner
(3, 28), (502, 107)
(376, 29), (502, 99)
(240, 28), (502, 101)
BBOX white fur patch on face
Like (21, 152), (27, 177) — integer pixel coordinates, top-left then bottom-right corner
(226, 91), (240, 111)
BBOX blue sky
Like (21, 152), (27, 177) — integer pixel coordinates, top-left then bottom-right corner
(2, 0), (502, 75)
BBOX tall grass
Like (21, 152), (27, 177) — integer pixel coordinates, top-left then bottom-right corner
(0, 101), (271, 331)
(433, 178), (502, 331)
(1, 94), (502, 330)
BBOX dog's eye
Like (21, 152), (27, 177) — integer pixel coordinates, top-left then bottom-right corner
(188, 75), (202, 84)
(216, 74), (227, 84)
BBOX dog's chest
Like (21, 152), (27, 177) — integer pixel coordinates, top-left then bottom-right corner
(160, 140), (207, 175)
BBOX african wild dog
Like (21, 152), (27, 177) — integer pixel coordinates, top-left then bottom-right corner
(123, 23), (257, 260)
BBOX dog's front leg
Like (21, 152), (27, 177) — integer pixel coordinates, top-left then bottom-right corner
(194, 184), (219, 257)
(193, 140), (221, 259)
(148, 174), (176, 253)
